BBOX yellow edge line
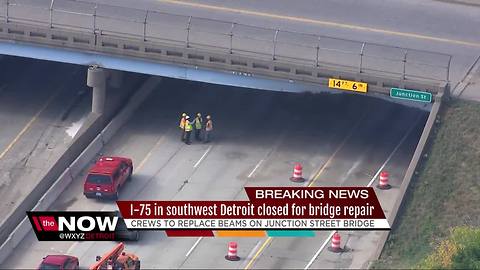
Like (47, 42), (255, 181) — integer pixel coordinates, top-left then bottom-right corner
(157, 0), (480, 48)
(0, 91), (59, 160)
(244, 237), (272, 270)
(306, 111), (366, 188)
(135, 134), (168, 172)
(307, 143), (344, 188)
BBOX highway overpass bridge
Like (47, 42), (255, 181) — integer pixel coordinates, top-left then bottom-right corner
(0, 0), (450, 111)
(0, 1), (456, 268)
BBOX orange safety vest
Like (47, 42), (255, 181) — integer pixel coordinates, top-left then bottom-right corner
(179, 117), (186, 129)
(205, 119), (213, 131)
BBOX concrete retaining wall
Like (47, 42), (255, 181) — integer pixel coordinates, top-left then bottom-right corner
(0, 168), (75, 263)
(0, 76), (161, 264)
(69, 134), (104, 178)
(0, 71), (149, 244)
(367, 93), (445, 268)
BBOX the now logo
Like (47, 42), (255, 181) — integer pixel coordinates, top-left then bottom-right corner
(58, 216), (118, 232)
(27, 211), (122, 241)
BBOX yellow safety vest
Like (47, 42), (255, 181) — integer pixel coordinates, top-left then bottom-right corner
(185, 120), (193, 131)
(194, 117), (202, 129)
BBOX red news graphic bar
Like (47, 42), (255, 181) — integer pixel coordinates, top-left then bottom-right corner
(165, 230), (215, 237)
(117, 187), (386, 220)
(244, 187), (376, 202)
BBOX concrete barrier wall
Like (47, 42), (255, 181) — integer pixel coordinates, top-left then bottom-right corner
(0, 71), (151, 245)
(367, 93), (444, 268)
(69, 134), (104, 178)
(0, 76), (162, 264)
(35, 169), (74, 212)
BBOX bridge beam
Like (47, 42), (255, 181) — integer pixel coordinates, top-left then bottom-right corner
(108, 69), (124, 89)
(87, 65), (106, 115)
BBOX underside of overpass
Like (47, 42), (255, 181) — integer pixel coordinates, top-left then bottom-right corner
(0, 0), (449, 113)
(0, 40), (332, 94)
(0, 40), (437, 115)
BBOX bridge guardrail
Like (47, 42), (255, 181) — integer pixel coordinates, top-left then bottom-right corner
(0, 0), (451, 84)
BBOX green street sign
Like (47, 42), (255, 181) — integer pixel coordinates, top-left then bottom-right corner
(390, 88), (432, 103)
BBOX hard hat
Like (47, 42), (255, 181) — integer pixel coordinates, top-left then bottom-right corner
(197, 113), (201, 117)
(182, 113), (186, 117)
(206, 115), (211, 119)
(186, 115), (190, 119)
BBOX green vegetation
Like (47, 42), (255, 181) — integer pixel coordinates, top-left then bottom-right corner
(418, 226), (480, 269)
(373, 99), (480, 268)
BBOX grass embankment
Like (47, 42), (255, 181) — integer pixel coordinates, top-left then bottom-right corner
(373, 99), (480, 268)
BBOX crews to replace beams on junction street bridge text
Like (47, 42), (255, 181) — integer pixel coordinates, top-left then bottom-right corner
(179, 113), (213, 145)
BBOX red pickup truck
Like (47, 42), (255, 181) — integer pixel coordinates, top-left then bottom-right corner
(83, 156), (133, 200)
(38, 255), (79, 270)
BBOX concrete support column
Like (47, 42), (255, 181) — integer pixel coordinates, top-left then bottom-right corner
(109, 69), (124, 89)
(87, 65), (106, 115)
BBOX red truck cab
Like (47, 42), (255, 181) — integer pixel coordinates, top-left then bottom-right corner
(83, 156), (133, 200)
(38, 255), (79, 270)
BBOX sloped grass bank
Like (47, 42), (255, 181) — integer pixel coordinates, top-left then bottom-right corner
(373, 99), (480, 268)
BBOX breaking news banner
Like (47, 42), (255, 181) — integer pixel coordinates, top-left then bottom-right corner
(27, 187), (389, 241)
(116, 187), (390, 231)
(27, 211), (134, 241)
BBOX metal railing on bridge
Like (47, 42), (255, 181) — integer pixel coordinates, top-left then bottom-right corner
(0, 0), (452, 83)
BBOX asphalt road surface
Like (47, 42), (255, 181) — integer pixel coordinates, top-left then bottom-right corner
(0, 56), (91, 220)
(1, 76), (427, 269)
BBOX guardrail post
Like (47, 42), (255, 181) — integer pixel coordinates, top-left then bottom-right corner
(49, 0), (55, 28)
(359, 42), (366, 73)
(92, 4), (97, 34)
(5, 0), (9, 23)
(143, 10), (148, 42)
(402, 50), (408, 80)
(272, 29), (279, 60)
(315, 37), (320, 67)
(229, 22), (235, 54)
(446, 55), (452, 82)
(186, 16), (192, 48)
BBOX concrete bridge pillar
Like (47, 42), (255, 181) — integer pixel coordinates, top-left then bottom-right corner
(108, 69), (124, 89)
(87, 65), (106, 115)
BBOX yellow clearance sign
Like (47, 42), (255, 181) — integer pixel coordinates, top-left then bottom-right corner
(328, 79), (368, 93)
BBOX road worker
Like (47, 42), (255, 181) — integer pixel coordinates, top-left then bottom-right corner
(184, 115), (193, 145)
(194, 113), (203, 141)
(204, 115), (213, 143)
(179, 112), (187, 141)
